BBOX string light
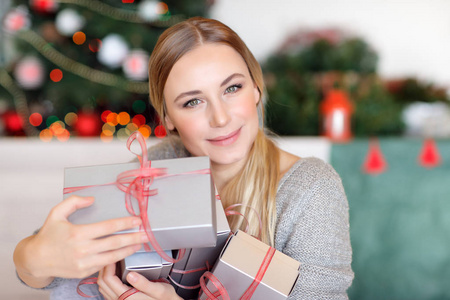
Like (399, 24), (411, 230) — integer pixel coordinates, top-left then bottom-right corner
(64, 112), (77, 126)
(29, 112), (43, 126)
(0, 69), (38, 136)
(56, 0), (184, 26)
(154, 124), (166, 138)
(72, 31), (86, 45)
(50, 69), (63, 82)
(118, 111), (130, 125)
(106, 112), (119, 126)
(138, 124), (151, 138)
(18, 30), (149, 94)
(39, 128), (53, 142)
(132, 114), (146, 126)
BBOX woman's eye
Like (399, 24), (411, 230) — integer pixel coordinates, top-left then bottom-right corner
(183, 99), (201, 108)
(225, 84), (242, 94)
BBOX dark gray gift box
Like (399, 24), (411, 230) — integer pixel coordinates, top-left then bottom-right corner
(119, 251), (173, 284)
(171, 200), (231, 299)
(64, 156), (217, 251)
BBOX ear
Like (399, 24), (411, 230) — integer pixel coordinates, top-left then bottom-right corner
(164, 114), (175, 131)
(253, 83), (261, 105)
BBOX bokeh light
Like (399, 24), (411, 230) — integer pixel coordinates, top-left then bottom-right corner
(89, 39), (102, 52)
(29, 112), (43, 126)
(157, 2), (169, 14)
(116, 128), (129, 141)
(102, 123), (116, 136)
(50, 69), (63, 82)
(138, 124), (152, 138)
(118, 112), (130, 125)
(46, 115), (59, 127)
(73, 31), (86, 45)
(132, 114), (146, 127)
(56, 129), (70, 142)
(132, 100), (146, 114)
(49, 121), (66, 136)
(126, 123), (138, 134)
(64, 112), (78, 126)
(39, 129), (53, 142)
(100, 132), (113, 143)
(106, 112), (119, 126)
(154, 124), (166, 138)
(101, 110), (111, 123)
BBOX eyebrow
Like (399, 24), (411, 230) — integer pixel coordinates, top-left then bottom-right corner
(172, 73), (246, 104)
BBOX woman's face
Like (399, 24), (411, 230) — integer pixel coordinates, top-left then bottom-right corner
(163, 43), (260, 168)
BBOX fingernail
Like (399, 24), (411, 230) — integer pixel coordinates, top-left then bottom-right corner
(132, 218), (141, 226)
(127, 272), (137, 283)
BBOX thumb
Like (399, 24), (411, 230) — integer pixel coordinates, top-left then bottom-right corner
(50, 196), (95, 221)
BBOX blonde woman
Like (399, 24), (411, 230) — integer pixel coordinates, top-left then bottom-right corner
(14, 17), (353, 299)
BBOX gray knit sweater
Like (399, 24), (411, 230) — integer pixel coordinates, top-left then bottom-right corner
(25, 136), (354, 299)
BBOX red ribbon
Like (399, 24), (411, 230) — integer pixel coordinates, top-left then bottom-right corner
(199, 244), (276, 300)
(64, 131), (211, 263)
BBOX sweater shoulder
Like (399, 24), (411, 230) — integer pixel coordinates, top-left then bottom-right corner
(147, 135), (191, 160)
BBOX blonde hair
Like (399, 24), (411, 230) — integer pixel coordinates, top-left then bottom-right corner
(148, 17), (280, 246)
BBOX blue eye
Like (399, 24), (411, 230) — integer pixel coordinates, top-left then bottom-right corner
(183, 99), (201, 108)
(225, 84), (242, 94)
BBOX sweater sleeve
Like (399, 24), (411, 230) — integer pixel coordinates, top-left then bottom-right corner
(275, 157), (354, 300)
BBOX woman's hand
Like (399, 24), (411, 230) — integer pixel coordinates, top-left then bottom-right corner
(98, 263), (182, 300)
(14, 195), (148, 288)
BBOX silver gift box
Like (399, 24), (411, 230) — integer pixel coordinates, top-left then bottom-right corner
(171, 200), (231, 299)
(119, 251), (173, 284)
(64, 156), (217, 251)
(199, 231), (301, 300)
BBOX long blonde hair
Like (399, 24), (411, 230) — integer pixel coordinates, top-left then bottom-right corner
(148, 17), (280, 246)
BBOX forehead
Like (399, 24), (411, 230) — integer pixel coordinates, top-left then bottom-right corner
(165, 43), (250, 91)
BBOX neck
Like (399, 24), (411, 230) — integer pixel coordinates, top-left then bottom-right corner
(210, 159), (246, 194)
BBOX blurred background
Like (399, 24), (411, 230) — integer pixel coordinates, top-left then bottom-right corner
(1, 0), (450, 299)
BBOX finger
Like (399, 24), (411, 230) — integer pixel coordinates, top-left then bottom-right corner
(127, 272), (175, 299)
(91, 232), (147, 254)
(98, 264), (126, 299)
(79, 217), (142, 239)
(85, 244), (142, 271)
(49, 196), (95, 221)
(102, 263), (131, 297)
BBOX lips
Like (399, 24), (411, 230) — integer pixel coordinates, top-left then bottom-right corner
(207, 127), (241, 146)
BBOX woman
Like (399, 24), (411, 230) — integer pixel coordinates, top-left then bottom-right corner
(14, 17), (353, 299)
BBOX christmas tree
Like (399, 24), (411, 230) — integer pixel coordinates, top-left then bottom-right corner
(0, 0), (211, 140)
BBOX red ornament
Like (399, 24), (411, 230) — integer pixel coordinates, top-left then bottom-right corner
(2, 111), (24, 134)
(362, 138), (388, 175)
(320, 89), (354, 143)
(30, 0), (59, 14)
(3, 7), (30, 33)
(74, 112), (102, 137)
(418, 138), (442, 168)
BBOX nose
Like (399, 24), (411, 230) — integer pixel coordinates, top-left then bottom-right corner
(209, 100), (231, 128)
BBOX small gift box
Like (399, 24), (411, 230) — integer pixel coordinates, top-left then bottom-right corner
(119, 251), (173, 285)
(171, 200), (231, 299)
(64, 133), (217, 255)
(199, 231), (301, 300)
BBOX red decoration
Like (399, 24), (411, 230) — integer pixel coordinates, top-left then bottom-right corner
(154, 125), (167, 138)
(74, 112), (102, 137)
(418, 138), (442, 168)
(320, 89), (354, 143)
(122, 0), (135, 3)
(3, 8), (30, 33)
(30, 0), (58, 14)
(2, 111), (24, 134)
(362, 138), (388, 175)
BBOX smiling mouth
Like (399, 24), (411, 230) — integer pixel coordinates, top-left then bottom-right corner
(207, 128), (241, 146)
